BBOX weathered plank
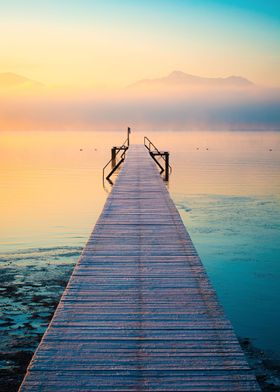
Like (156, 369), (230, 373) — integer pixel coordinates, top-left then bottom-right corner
(20, 145), (260, 391)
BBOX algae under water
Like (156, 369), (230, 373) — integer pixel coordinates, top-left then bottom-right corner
(0, 130), (279, 390)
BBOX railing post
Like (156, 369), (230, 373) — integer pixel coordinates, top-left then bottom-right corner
(111, 147), (116, 167)
(164, 152), (169, 181)
(127, 127), (131, 147)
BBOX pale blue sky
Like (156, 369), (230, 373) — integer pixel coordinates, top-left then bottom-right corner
(0, 0), (279, 87)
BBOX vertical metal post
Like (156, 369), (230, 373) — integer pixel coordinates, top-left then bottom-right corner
(111, 147), (116, 167)
(164, 152), (169, 181)
(127, 127), (131, 146)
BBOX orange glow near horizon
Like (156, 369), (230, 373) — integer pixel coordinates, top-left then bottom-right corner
(0, 130), (278, 245)
(1, 2), (280, 90)
(0, 2), (279, 131)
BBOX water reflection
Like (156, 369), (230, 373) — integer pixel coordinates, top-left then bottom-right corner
(0, 129), (279, 369)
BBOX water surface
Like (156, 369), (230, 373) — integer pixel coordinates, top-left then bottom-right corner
(0, 130), (279, 389)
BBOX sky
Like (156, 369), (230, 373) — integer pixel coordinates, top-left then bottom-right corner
(0, 0), (280, 89)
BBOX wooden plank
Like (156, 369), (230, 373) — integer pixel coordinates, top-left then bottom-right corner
(20, 145), (260, 391)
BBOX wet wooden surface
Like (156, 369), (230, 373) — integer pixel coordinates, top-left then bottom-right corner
(20, 145), (260, 391)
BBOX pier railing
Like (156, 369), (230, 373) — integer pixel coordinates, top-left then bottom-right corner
(144, 136), (172, 181)
(103, 134), (171, 184)
(103, 137), (129, 183)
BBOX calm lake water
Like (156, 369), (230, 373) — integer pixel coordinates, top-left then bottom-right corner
(0, 130), (279, 386)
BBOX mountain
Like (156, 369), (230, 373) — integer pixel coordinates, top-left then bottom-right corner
(0, 72), (44, 90)
(130, 71), (254, 89)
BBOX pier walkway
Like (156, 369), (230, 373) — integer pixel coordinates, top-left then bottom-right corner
(20, 145), (260, 391)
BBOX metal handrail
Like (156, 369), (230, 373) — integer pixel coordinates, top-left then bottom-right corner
(144, 136), (172, 174)
(144, 136), (161, 156)
(103, 137), (129, 181)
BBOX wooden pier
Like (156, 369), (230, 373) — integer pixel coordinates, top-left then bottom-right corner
(20, 145), (260, 391)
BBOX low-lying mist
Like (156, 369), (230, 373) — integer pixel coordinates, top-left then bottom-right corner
(1, 85), (279, 131)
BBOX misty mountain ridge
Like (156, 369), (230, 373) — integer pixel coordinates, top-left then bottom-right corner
(130, 71), (254, 89)
(0, 72), (44, 89)
(1, 69), (279, 131)
(0, 71), (256, 93)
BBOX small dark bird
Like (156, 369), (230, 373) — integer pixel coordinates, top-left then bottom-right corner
(196, 147), (199, 150)
(269, 149), (272, 151)
(80, 148), (83, 151)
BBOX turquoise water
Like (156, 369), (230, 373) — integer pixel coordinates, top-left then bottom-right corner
(175, 194), (280, 358)
(0, 130), (279, 388)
